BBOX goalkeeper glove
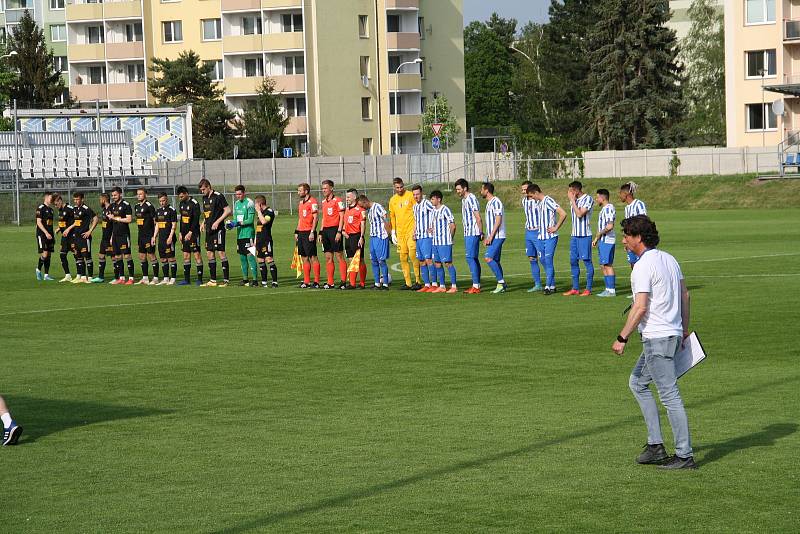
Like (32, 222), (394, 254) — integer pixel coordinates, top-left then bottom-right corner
(225, 220), (237, 230)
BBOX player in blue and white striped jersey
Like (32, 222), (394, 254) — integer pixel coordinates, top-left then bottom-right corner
(455, 179), (483, 294)
(429, 190), (458, 293)
(619, 181), (647, 266)
(528, 184), (567, 295)
(521, 181), (543, 292)
(565, 181), (594, 296)
(357, 194), (392, 290)
(411, 185), (436, 291)
(481, 182), (507, 294)
(592, 189), (616, 297)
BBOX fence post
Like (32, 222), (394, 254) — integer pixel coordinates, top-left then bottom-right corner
(272, 157), (277, 210)
(288, 191), (293, 215)
(406, 153), (411, 183)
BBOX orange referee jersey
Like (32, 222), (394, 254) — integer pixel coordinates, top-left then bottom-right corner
(321, 196), (345, 228)
(297, 197), (319, 231)
(344, 205), (365, 234)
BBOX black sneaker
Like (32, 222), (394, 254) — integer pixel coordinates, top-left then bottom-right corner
(339, 283), (347, 290)
(369, 284), (381, 290)
(399, 284), (412, 291)
(239, 280), (249, 287)
(637, 443), (668, 464)
(262, 282), (269, 288)
(658, 455), (698, 470)
(271, 282), (279, 288)
(411, 283), (423, 290)
(311, 282), (320, 289)
(344, 284), (357, 290)
(380, 285), (390, 291)
(323, 283), (334, 290)
(299, 283), (309, 289)
(543, 288), (553, 295)
(250, 281), (259, 287)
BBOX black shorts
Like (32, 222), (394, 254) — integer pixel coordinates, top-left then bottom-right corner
(99, 234), (113, 256)
(237, 238), (255, 255)
(321, 227), (342, 253)
(138, 234), (155, 254)
(296, 231), (317, 257)
(112, 233), (131, 256)
(345, 234), (364, 258)
(205, 227), (226, 252)
(182, 234), (201, 254)
(73, 236), (92, 256)
(158, 239), (176, 259)
(37, 233), (54, 253)
(256, 236), (274, 259)
(60, 235), (74, 254)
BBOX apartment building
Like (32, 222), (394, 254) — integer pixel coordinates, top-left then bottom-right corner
(8, 0), (464, 156)
(724, 0), (800, 147)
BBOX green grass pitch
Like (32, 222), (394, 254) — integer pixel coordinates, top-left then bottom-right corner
(2, 207), (799, 532)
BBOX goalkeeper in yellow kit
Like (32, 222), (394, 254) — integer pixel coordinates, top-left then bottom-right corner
(388, 177), (422, 290)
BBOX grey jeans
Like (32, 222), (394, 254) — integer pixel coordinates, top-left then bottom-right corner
(629, 335), (693, 458)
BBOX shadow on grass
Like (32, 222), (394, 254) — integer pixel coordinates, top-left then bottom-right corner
(10, 396), (173, 443)
(211, 374), (799, 534)
(696, 423), (798, 466)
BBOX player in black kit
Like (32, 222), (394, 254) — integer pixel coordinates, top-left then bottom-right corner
(35, 192), (55, 281)
(255, 195), (278, 287)
(91, 193), (114, 283)
(177, 186), (204, 286)
(108, 186), (135, 285)
(154, 192), (178, 285)
(53, 193), (76, 282)
(68, 192), (98, 284)
(199, 179), (232, 287)
(134, 188), (158, 285)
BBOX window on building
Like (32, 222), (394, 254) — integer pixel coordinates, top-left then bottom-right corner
(418, 16), (424, 38)
(126, 63), (145, 82)
(54, 89), (69, 106)
(361, 97), (372, 120)
(359, 56), (370, 78)
(286, 97), (306, 117)
(419, 57), (425, 78)
(284, 55), (304, 75)
(389, 94), (402, 115)
(388, 54), (401, 73)
(358, 14), (369, 38)
(50, 24), (66, 42)
(362, 138), (373, 155)
(242, 15), (262, 36)
(202, 19), (222, 41)
(125, 22), (143, 42)
(387, 14), (400, 33)
(163, 21), (183, 43)
(89, 66), (106, 85)
(746, 103), (777, 131)
(282, 13), (303, 32)
(244, 57), (263, 77)
(49, 0), (64, 9)
(745, 0), (776, 24)
(88, 25), (104, 44)
(54, 56), (68, 72)
(206, 59), (223, 81)
(421, 96), (427, 113)
(746, 49), (776, 78)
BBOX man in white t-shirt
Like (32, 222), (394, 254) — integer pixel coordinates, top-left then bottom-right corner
(611, 215), (696, 470)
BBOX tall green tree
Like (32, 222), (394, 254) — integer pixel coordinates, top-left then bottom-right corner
(238, 79), (290, 159)
(419, 94), (462, 150)
(7, 10), (66, 108)
(192, 99), (236, 160)
(586, 0), (684, 150)
(149, 51), (221, 105)
(509, 22), (550, 137)
(679, 0), (725, 146)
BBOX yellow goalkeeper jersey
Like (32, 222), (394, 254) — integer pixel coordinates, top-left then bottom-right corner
(389, 190), (417, 237)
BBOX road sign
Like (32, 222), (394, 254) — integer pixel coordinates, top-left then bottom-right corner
(431, 123), (444, 137)
(270, 139), (278, 155)
(283, 147), (293, 158)
(432, 136), (441, 150)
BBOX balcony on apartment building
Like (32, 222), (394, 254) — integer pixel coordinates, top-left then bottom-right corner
(393, 114), (422, 132)
(226, 73), (305, 95)
(386, 10), (420, 50)
(385, 0), (419, 9)
(5, 0), (35, 23)
(221, 0), (302, 11)
(285, 116), (307, 135)
(225, 53), (305, 95)
(223, 10), (304, 53)
(106, 21), (145, 60)
(765, 73), (800, 96)
(66, 0), (142, 22)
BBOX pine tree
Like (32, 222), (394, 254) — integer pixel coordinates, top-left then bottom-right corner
(419, 94), (461, 150)
(239, 79), (290, 159)
(7, 10), (66, 108)
(192, 99), (236, 160)
(148, 51), (221, 105)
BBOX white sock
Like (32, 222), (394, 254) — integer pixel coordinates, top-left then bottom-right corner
(1, 412), (12, 427)
(473, 284), (480, 289)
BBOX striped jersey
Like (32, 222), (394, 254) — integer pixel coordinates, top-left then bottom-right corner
(461, 193), (481, 236)
(538, 196), (561, 240)
(571, 194), (594, 237)
(413, 198), (435, 240)
(432, 205), (455, 246)
(624, 199), (647, 219)
(368, 202), (389, 239)
(522, 198), (541, 231)
(597, 203), (616, 244)
(485, 196), (506, 239)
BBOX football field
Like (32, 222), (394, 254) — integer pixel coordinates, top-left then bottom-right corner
(2, 207), (799, 532)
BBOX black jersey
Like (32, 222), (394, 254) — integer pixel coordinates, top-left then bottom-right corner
(156, 206), (177, 241)
(256, 207), (276, 239)
(202, 191), (229, 229)
(100, 204), (114, 240)
(72, 204), (96, 234)
(135, 200), (156, 236)
(35, 204), (54, 236)
(58, 205), (75, 234)
(179, 197), (201, 235)
(110, 200), (132, 236)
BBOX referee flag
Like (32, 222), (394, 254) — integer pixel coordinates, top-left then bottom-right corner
(347, 249), (361, 273)
(290, 246), (302, 278)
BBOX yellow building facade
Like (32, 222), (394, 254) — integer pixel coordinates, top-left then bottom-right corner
(65, 0), (466, 156)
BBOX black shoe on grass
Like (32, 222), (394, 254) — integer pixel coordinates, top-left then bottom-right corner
(637, 443), (668, 464)
(658, 455), (698, 470)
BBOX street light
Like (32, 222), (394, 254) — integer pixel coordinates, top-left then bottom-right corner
(394, 57), (423, 155)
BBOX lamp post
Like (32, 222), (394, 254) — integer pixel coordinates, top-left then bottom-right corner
(393, 58), (422, 155)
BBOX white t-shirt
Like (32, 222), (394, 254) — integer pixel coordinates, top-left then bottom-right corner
(631, 248), (685, 339)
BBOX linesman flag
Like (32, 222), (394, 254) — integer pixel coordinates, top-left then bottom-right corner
(290, 246), (303, 278)
(347, 249), (361, 273)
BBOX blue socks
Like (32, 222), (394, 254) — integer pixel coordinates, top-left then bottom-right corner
(487, 259), (504, 282)
(584, 260), (594, 291)
(372, 259), (380, 285)
(436, 265), (445, 286)
(421, 263), (430, 285)
(448, 265), (457, 286)
(530, 259), (541, 286)
(466, 256), (481, 285)
(605, 275), (616, 290)
(379, 261), (388, 284)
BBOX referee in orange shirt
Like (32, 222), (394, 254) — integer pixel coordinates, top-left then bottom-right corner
(295, 182), (320, 288)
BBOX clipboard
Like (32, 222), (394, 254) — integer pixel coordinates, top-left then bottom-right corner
(675, 332), (707, 378)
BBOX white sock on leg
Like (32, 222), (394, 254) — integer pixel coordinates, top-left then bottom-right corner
(1, 412), (12, 426)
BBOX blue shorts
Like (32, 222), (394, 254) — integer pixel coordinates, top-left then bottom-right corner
(484, 237), (505, 262)
(537, 235), (558, 260)
(415, 237), (433, 261)
(433, 244), (453, 264)
(627, 250), (640, 264)
(598, 241), (615, 265)
(464, 235), (481, 259)
(570, 236), (592, 261)
(369, 236), (389, 262)
(525, 230), (540, 258)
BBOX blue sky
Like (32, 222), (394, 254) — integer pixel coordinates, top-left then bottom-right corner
(463, 0), (550, 27)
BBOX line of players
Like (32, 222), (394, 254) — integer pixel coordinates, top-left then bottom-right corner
(33, 179), (279, 287)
